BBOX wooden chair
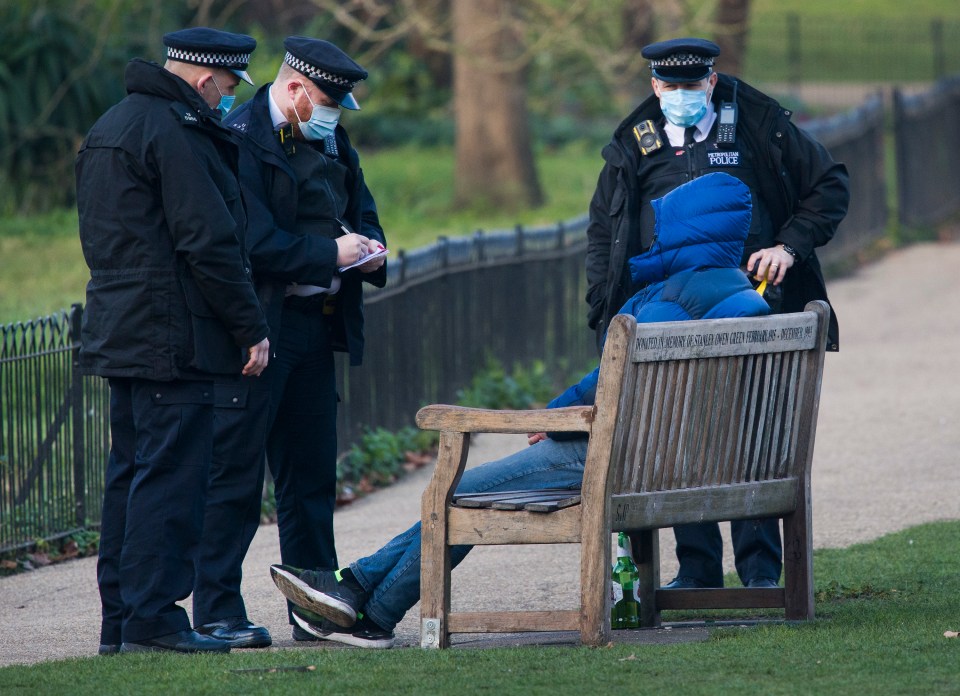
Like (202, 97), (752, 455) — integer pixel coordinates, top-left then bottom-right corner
(417, 301), (830, 648)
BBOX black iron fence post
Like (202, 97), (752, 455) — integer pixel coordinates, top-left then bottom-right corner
(70, 303), (86, 527)
(931, 19), (945, 79)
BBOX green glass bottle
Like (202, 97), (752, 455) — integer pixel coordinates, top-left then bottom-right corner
(610, 532), (640, 629)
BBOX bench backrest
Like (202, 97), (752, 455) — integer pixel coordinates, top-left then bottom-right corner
(582, 302), (830, 532)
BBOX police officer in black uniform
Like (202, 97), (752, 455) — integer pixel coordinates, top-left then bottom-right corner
(584, 38), (849, 590)
(201, 37), (386, 641)
(77, 28), (270, 654)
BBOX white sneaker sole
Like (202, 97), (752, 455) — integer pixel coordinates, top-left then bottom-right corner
(270, 566), (357, 627)
(291, 612), (395, 650)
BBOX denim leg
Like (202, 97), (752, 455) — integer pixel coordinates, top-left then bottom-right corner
(352, 438), (588, 631)
(731, 518), (782, 584)
(671, 522), (725, 587)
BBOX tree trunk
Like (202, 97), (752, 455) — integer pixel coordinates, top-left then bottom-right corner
(714, 0), (752, 77)
(618, 0), (656, 106)
(451, 0), (543, 210)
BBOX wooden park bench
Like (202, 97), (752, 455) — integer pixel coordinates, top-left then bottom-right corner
(416, 301), (830, 648)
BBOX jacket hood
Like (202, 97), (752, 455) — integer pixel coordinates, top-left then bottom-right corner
(629, 172), (751, 285)
(124, 58), (217, 118)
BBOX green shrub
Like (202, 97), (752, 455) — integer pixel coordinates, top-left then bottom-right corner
(455, 357), (556, 410)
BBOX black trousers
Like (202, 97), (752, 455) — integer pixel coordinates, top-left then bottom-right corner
(267, 304), (340, 582)
(191, 375), (272, 626)
(672, 518), (783, 587)
(190, 302), (339, 626)
(98, 377), (213, 644)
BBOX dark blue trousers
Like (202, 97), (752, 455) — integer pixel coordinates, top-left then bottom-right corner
(98, 378), (213, 644)
(191, 375), (272, 626)
(672, 518), (783, 587)
(266, 305), (340, 600)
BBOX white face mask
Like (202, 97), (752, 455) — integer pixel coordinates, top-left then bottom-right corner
(295, 83), (340, 141)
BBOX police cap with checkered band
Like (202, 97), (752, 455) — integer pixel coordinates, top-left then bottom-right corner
(163, 27), (257, 85)
(641, 37), (721, 83)
(283, 36), (368, 110)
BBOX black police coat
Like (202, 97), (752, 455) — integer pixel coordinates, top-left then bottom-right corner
(585, 74), (848, 351)
(226, 86), (387, 366)
(76, 59), (269, 380)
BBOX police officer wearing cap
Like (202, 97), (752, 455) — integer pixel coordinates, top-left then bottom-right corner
(211, 37), (386, 640)
(77, 27), (270, 654)
(584, 38), (849, 591)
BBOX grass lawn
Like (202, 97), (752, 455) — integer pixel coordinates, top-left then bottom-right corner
(2, 520), (958, 695)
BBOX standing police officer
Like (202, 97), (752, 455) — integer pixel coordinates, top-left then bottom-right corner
(584, 38), (849, 591)
(195, 37), (386, 641)
(77, 27), (269, 654)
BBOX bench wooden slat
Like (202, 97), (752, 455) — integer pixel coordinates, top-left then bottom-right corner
(447, 504), (581, 545)
(610, 479), (798, 529)
(453, 488), (579, 507)
(655, 587), (784, 610)
(522, 495), (581, 513)
(448, 610), (580, 633)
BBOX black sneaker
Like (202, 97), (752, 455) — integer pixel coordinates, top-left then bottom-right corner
(291, 607), (395, 649)
(292, 624), (319, 642)
(269, 565), (362, 628)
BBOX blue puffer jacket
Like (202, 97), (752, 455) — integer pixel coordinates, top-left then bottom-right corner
(550, 172), (770, 410)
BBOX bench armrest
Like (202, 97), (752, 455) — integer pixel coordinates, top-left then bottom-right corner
(416, 404), (594, 435)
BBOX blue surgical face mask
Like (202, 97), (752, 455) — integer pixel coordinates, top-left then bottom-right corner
(659, 87), (709, 128)
(211, 77), (235, 117)
(296, 84), (341, 141)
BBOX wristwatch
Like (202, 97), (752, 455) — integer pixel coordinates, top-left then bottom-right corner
(778, 243), (799, 260)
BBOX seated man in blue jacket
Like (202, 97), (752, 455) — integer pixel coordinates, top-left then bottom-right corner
(269, 172), (770, 648)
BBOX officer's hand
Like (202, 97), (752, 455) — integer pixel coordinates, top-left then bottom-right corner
(358, 239), (386, 273)
(336, 233), (371, 266)
(242, 337), (270, 377)
(747, 245), (794, 286)
(528, 432), (548, 446)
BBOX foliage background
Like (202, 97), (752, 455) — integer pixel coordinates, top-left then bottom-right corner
(0, 0), (958, 323)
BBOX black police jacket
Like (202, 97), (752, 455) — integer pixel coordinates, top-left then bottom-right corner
(585, 73), (848, 351)
(76, 59), (269, 380)
(226, 85), (387, 366)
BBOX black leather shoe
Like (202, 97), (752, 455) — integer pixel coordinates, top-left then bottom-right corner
(746, 577), (780, 588)
(120, 629), (230, 654)
(98, 644), (120, 656)
(661, 577), (718, 590)
(196, 618), (272, 649)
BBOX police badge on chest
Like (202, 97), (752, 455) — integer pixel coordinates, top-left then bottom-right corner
(707, 150), (740, 167)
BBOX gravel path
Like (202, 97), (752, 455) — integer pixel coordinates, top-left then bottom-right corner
(2, 240), (958, 666)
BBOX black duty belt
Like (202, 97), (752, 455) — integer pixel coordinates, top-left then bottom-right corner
(283, 294), (336, 315)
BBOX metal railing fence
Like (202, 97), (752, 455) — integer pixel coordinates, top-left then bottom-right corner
(0, 306), (109, 552)
(805, 93), (888, 265)
(893, 75), (960, 229)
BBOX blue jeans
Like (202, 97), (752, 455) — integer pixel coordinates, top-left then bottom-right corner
(350, 437), (588, 631)
(672, 518), (783, 586)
